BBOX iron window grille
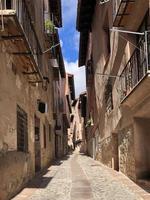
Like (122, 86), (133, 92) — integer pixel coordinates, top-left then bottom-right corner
(105, 79), (113, 113)
(17, 105), (28, 152)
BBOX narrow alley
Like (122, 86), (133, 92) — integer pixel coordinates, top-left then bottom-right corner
(13, 152), (150, 200)
(1, 0), (150, 199)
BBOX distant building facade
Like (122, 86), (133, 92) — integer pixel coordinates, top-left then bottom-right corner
(68, 92), (87, 153)
(77, 0), (150, 183)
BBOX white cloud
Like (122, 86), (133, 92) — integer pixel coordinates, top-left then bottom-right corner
(60, 39), (63, 48)
(64, 59), (86, 97)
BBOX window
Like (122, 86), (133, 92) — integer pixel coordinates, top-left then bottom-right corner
(43, 124), (46, 148)
(105, 79), (113, 113)
(103, 13), (111, 58)
(6, 0), (12, 9)
(17, 105), (28, 152)
(49, 124), (51, 142)
(104, 27), (111, 55)
(35, 116), (40, 142)
(86, 59), (93, 86)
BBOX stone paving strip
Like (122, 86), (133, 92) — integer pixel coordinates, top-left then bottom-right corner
(70, 154), (93, 200)
(12, 153), (150, 200)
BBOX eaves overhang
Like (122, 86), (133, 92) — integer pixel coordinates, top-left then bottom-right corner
(76, 0), (96, 32)
(49, 0), (62, 27)
(76, 0), (96, 67)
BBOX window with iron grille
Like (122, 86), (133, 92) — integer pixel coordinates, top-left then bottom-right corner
(17, 105), (28, 152)
(105, 79), (113, 113)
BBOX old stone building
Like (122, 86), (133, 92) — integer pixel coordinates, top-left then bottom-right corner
(77, 0), (150, 183)
(68, 92), (87, 153)
(0, 0), (65, 199)
(51, 32), (67, 158)
(65, 74), (75, 151)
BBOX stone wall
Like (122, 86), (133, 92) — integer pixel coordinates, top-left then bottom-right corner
(0, 151), (32, 200)
(0, 11), (55, 199)
(96, 136), (118, 169)
(118, 126), (136, 181)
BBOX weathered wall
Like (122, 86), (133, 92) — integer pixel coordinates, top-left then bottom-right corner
(87, 0), (149, 181)
(0, 41), (55, 199)
(0, 0), (55, 196)
(0, 151), (32, 200)
(134, 118), (150, 180)
(118, 126), (136, 181)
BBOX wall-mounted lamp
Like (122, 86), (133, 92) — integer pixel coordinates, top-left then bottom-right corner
(110, 28), (144, 35)
(110, 28), (147, 54)
(99, 0), (110, 4)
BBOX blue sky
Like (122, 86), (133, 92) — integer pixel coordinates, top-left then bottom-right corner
(59, 0), (86, 97)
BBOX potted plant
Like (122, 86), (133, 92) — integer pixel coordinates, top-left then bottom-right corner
(44, 19), (55, 35)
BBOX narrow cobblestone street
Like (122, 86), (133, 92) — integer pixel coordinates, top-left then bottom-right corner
(13, 152), (150, 200)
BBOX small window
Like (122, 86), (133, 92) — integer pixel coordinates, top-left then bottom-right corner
(70, 115), (74, 123)
(103, 12), (111, 58)
(104, 27), (111, 56)
(17, 105), (28, 152)
(105, 79), (113, 113)
(35, 116), (40, 141)
(43, 124), (46, 148)
(49, 124), (51, 142)
(6, 0), (12, 9)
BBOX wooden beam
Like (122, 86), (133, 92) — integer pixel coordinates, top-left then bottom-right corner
(0, 35), (24, 40)
(12, 52), (31, 55)
(23, 71), (38, 75)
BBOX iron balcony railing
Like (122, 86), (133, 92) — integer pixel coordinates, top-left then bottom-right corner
(120, 31), (150, 100)
(1, 0), (42, 71)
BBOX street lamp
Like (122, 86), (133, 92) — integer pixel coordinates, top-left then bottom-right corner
(94, 29), (146, 79)
(99, 0), (110, 4)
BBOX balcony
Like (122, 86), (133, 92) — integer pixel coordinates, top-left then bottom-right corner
(120, 32), (150, 107)
(0, 0), (42, 82)
(113, 0), (136, 27)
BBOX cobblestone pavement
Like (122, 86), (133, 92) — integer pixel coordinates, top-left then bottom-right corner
(13, 152), (150, 200)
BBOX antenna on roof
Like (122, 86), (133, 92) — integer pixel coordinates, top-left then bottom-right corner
(99, 0), (110, 4)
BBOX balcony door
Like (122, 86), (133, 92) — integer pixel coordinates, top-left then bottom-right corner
(135, 118), (150, 180)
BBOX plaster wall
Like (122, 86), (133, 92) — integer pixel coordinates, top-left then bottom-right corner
(89, 0), (149, 179)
